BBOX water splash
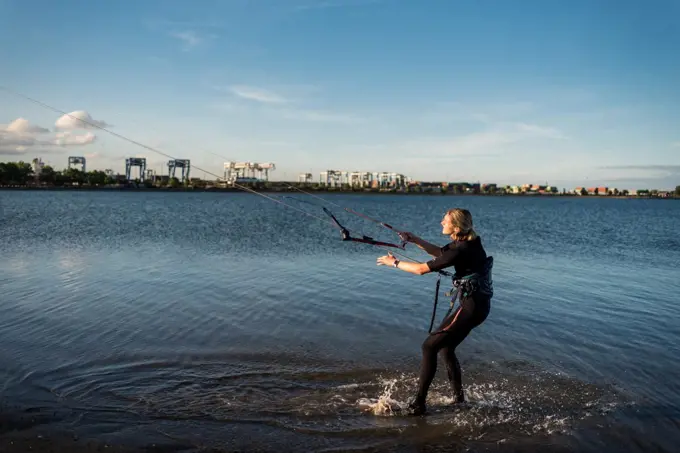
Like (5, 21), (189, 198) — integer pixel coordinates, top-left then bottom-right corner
(357, 376), (411, 416)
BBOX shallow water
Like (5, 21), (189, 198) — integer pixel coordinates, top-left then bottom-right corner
(1, 190), (679, 452)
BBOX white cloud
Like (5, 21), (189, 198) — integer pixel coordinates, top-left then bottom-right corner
(5, 118), (49, 134)
(277, 108), (364, 123)
(145, 16), (220, 51)
(229, 85), (288, 104)
(214, 84), (365, 123)
(170, 30), (218, 52)
(286, 120), (568, 181)
(295, 0), (383, 11)
(583, 165), (680, 187)
(389, 121), (567, 158)
(170, 30), (211, 51)
(211, 80), (371, 124)
(147, 19), (225, 30)
(1, 114), (106, 156)
(0, 118), (50, 154)
(55, 131), (97, 146)
(512, 122), (566, 140)
(672, 141), (680, 148)
(420, 101), (537, 125)
(55, 110), (109, 130)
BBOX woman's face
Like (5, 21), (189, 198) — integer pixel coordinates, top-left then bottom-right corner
(441, 213), (459, 236)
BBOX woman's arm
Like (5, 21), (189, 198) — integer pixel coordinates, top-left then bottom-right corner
(399, 232), (442, 257)
(412, 237), (443, 257)
(376, 253), (432, 275)
(377, 244), (461, 276)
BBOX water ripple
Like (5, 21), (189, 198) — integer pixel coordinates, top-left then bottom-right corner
(1, 191), (679, 452)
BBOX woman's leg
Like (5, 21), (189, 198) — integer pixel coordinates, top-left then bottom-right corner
(411, 307), (470, 411)
(411, 295), (490, 413)
(440, 345), (465, 402)
(438, 295), (491, 404)
(412, 318), (457, 407)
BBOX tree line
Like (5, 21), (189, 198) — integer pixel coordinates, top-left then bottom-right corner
(2, 160), (679, 196)
(0, 161), (116, 186)
(0, 160), (201, 189)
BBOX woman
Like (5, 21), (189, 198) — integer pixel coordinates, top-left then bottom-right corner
(376, 208), (493, 416)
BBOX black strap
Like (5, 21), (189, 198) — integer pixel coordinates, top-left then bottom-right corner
(428, 272), (459, 335)
(427, 274), (442, 333)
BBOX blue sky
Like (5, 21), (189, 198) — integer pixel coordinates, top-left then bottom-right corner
(1, 0), (679, 189)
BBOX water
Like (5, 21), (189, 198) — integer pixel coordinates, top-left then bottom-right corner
(1, 190), (679, 452)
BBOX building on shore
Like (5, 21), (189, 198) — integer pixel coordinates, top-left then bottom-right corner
(31, 158), (44, 179)
(318, 170), (409, 189)
(298, 173), (313, 183)
(223, 162), (276, 185)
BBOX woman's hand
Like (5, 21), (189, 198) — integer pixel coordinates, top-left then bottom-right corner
(376, 251), (398, 267)
(376, 252), (431, 275)
(397, 231), (418, 243)
(399, 231), (442, 258)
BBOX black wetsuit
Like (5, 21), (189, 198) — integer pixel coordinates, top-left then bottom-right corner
(414, 236), (492, 407)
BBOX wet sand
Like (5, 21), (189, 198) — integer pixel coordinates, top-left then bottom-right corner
(0, 404), (197, 453)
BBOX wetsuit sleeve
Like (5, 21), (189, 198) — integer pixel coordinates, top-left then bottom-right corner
(426, 243), (461, 272)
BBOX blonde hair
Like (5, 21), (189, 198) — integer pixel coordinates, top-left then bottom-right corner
(446, 208), (478, 241)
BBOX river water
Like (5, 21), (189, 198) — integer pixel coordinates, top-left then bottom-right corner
(1, 190), (679, 452)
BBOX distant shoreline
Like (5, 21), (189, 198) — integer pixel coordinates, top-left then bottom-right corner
(1, 185), (677, 199)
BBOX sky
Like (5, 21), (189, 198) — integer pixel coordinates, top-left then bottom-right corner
(1, 0), (679, 190)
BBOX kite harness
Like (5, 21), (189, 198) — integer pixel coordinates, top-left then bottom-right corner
(428, 255), (494, 335)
